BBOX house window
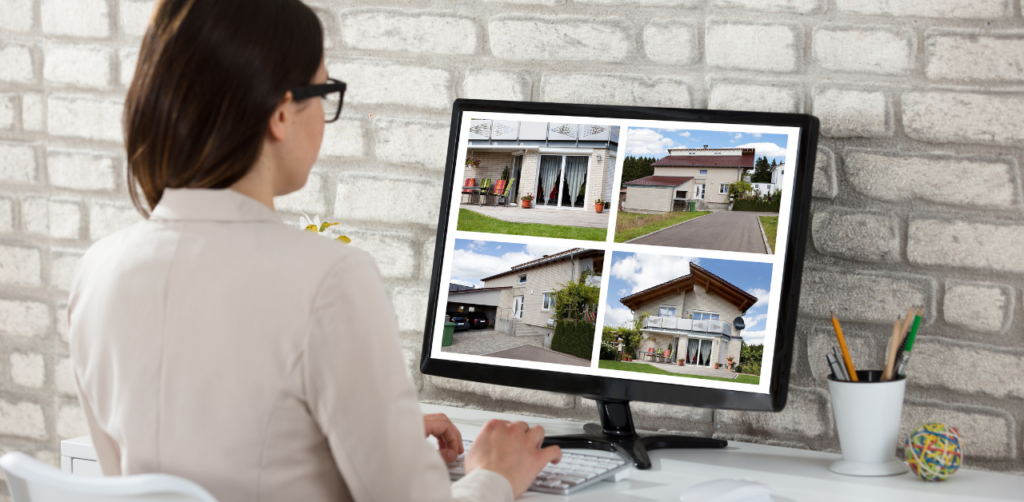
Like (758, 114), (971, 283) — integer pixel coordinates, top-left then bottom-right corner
(719, 184), (730, 194)
(536, 155), (590, 208)
(699, 169), (707, 175)
(659, 306), (676, 317)
(542, 291), (555, 311)
(693, 311), (720, 321)
(518, 274), (527, 284)
(675, 190), (687, 199)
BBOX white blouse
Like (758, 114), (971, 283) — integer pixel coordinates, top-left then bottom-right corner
(69, 188), (512, 502)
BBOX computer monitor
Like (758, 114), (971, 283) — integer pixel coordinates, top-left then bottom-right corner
(421, 99), (819, 468)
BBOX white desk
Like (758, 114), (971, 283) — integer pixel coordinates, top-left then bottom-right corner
(61, 402), (1023, 501)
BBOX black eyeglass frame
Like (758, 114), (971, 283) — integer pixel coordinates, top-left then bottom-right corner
(291, 78), (346, 123)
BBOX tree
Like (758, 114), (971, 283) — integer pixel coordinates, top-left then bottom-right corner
(729, 180), (753, 199)
(751, 156), (772, 183)
(613, 311), (650, 358)
(552, 270), (600, 322)
(621, 156), (656, 187)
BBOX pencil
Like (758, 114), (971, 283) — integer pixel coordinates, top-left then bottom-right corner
(831, 313), (858, 382)
(881, 316), (903, 381)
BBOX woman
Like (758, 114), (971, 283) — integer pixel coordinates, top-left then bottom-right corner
(68, 1), (560, 501)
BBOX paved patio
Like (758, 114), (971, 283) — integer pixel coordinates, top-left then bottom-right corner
(441, 329), (591, 367)
(485, 345), (590, 367)
(623, 360), (739, 379)
(460, 203), (610, 229)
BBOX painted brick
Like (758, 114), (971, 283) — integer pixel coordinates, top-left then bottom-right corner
(927, 33), (1024, 82)
(908, 219), (1024, 274)
(41, 0), (110, 37)
(800, 269), (933, 324)
(47, 149), (118, 191)
(0, 93), (13, 130)
(334, 174), (441, 226)
(374, 117), (448, 171)
(706, 21), (801, 73)
(0, 198), (13, 233)
(90, 201), (140, 240)
(479, 0), (564, 3)
(56, 303), (68, 342)
(50, 249), (82, 292)
(576, 0), (698, 4)
(913, 339), (1024, 400)
(707, 83), (801, 113)
(717, 387), (831, 437)
(275, 171), (327, 215)
(812, 88), (890, 138)
(812, 209), (900, 263)
(944, 281), (1013, 334)
(844, 151), (1015, 208)
(338, 230), (416, 279)
(643, 21), (698, 65)
(903, 92), (1024, 146)
(56, 401), (88, 439)
(10, 353), (44, 387)
(21, 197), (50, 235)
(48, 95), (123, 142)
(340, 11), (477, 55)
(427, 375), (575, 409)
(834, 0), (1009, 19)
(22, 197), (81, 239)
(0, 0), (34, 32)
(0, 143), (36, 182)
(541, 73), (691, 108)
(120, 0), (155, 37)
(812, 146), (837, 199)
(22, 92), (44, 131)
(120, 48), (139, 87)
(422, 237), (436, 280)
(393, 287), (428, 332)
(489, 16), (630, 63)
(901, 403), (1015, 459)
(0, 245), (41, 286)
(712, 0), (823, 13)
(400, 345), (422, 391)
(462, 69), (531, 101)
(813, 27), (914, 75)
(807, 326), (887, 381)
(43, 43), (112, 89)
(0, 44), (34, 83)
(327, 61), (452, 110)
(0, 300), (50, 337)
(55, 357), (76, 395)
(0, 400), (46, 439)
(320, 118), (364, 158)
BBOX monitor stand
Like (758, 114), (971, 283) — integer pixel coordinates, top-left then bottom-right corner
(541, 400), (727, 469)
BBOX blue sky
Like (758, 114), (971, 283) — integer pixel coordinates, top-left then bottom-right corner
(450, 239), (577, 288)
(625, 127), (790, 165)
(604, 252), (773, 345)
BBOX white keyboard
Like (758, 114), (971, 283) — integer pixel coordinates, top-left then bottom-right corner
(445, 439), (629, 495)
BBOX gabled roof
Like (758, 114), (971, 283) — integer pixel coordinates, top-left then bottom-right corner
(652, 155), (755, 169)
(448, 286), (512, 294)
(480, 248), (603, 282)
(619, 263), (758, 313)
(623, 176), (693, 187)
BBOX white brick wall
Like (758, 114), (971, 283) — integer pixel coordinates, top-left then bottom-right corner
(800, 269), (933, 324)
(903, 92), (1024, 145)
(46, 149), (118, 191)
(908, 219), (1024, 273)
(47, 94), (123, 142)
(320, 118), (364, 158)
(0, 400), (47, 439)
(926, 32), (1024, 82)
(708, 83), (801, 113)
(49, 248), (82, 291)
(339, 10), (477, 55)
(541, 73), (691, 108)
(334, 174), (441, 226)
(43, 43), (112, 89)
(0, 0), (34, 32)
(643, 21), (698, 65)
(0, 143), (37, 182)
(54, 357), (75, 395)
(373, 117), (449, 171)
(119, 0), (156, 38)
(22, 196), (81, 239)
(10, 353), (44, 387)
(0, 94), (14, 130)
(812, 88), (891, 138)
(21, 92), (44, 131)
(0, 300), (50, 337)
(89, 201), (140, 240)
(462, 69), (531, 101)
(812, 209), (900, 263)
(275, 171), (327, 215)
(489, 16), (630, 63)
(0, 198), (13, 233)
(0, 44), (34, 83)
(713, 0), (823, 14)
(834, 0), (1009, 19)
(944, 282), (1012, 334)
(706, 20), (801, 73)
(0, 245), (41, 286)
(327, 61), (452, 110)
(813, 27), (914, 75)
(40, 0), (109, 38)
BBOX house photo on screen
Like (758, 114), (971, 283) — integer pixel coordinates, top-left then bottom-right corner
(615, 127), (788, 255)
(455, 119), (619, 242)
(599, 251), (771, 385)
(440, 239), (604, 368)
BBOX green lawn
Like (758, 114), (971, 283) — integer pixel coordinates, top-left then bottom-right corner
(758, 216), (778, 253)
(457, 209), (608, 242)
(614, 211), (711, 242)
(598, 360), (760, 385)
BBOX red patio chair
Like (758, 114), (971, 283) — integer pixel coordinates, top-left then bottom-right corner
(461, 178), (476, 203)
(642, 347), (655, 362)
(485, 179), (507, 206)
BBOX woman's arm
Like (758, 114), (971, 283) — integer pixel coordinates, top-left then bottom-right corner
(74, 374), (122, 476)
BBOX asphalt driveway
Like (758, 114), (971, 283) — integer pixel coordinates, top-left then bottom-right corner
(629, 211), (777, 254)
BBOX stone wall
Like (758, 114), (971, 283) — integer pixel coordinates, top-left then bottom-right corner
(0, 0), (1021, 491)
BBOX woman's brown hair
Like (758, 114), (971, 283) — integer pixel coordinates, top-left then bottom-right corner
(125, 0), (323, 215)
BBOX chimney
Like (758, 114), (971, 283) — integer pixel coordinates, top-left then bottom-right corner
(703, 145), (708, 149)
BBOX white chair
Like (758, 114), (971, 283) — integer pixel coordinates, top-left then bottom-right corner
(0, 452), (218, 502)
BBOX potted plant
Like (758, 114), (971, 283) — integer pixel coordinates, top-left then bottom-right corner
(465, 158), (481, 169)
(726, 356), (735, 370)
(677, 359), (684, 366)
(521, 193), (534, 208)
(715, 363), (720, 369)
(595, 198), (605, 213)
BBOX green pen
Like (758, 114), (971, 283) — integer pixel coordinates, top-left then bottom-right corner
(895, 310), (922, 376)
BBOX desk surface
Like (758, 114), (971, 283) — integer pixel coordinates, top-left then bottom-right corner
(61, 403), (1023, 501)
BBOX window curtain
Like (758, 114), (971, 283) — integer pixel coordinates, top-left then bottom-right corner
(700, 340), (712, 366)
(539, 156), (561, 204)
(687, 339), (699, 364)
(564, 156), (588, 206)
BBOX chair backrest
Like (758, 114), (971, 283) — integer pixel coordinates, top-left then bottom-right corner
(647, 347), (654, 354)
(0, 452), (219, 502)
(663, 349), (671, 357)
(465, 178), (475, 187)
(480, 179), (491, 189)
(491, 179), (506, 195)
(503, 178), (516, 197)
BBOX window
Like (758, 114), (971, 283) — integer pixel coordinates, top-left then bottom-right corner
(675, 190), (687, 199)
(542, 292), (555, 311)
(518, 274), (527, 284)
(699, 170), (707, 175)
(719, 184), (730, 194)
(693, 311), (720, 321)
(659, 306), (676, 317)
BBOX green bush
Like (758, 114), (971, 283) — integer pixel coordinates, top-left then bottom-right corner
(551, 320), (596, 360)
(732, 198), (780, 212)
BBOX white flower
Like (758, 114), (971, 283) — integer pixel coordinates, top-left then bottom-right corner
(299, 213), (323, 231)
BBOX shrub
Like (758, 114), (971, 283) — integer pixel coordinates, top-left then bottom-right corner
(551, 320), (596, 360)
(732, 198), (780, 212)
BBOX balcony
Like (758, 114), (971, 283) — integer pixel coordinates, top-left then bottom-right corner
(642, 316), (733, 337)
(467, 120), (620, 143)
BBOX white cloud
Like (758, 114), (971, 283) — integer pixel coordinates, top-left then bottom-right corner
(450, 279), (477, 288)
(735, 142), (786, 159)
(451, 244), (582, 286)
(742, 313), (767, 330)
(626, 128), (674, 156)
(733, 133), (743, 140)
(678, 131), (691, 138)
(746, 288), (769, 309)
(611, 254), (697, 294)
(751, 132), (762, 138)
(741, 330), (766, 345)
(604, 306), (634, 328)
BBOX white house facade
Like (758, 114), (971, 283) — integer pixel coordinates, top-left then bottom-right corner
(623, 147), (756, 212)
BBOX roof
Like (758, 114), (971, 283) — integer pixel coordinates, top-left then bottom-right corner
(623, 176), (693, 187)
(481, 248), (603, 282)
(447, 286), (512, 294)
(619, 263), (759, 313)
(652, 155), (756, 169)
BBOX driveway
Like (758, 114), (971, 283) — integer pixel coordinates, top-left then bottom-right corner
(629, 211), (777, 254)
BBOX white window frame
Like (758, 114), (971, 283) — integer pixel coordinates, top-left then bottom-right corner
(534, 154), (591, 209)
(518, 274), (527, 284)
(693, 310), (720, 321)
(699, 169), (708, 175)
(542, 291), (555, 311)
(659, 305), (677, 317)
(719, 183), (730, 194)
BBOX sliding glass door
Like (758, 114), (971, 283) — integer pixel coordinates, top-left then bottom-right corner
(685, 338), (713, 367)
(536, 155), (589, 208)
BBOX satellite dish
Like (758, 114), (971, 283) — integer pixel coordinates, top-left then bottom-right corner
(733, 316), (745, 330)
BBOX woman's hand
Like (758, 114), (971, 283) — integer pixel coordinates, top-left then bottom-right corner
(424, 413), (464, 464)
(465, 419), (563, 498)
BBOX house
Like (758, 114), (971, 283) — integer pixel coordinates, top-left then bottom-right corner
(619, 263), (757, 368)
(749, 162), (785, 196)
(465, 120), (618, 211)
(474, 248), (604, 337)
(623, 146), (755, 212)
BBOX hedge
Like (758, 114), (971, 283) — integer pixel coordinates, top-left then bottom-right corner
(732, 198), (780, 212)
(551, 320), (596, 360)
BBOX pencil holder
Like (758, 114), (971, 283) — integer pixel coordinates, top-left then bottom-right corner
(827, 370), (909, 477)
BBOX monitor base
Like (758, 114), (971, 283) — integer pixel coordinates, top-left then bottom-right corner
(542, 400), (726, 470)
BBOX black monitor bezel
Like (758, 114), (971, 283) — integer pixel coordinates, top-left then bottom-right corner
(420, 99), (818, 412)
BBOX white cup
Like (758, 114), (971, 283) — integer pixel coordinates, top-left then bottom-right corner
(827, 370), (909, 476)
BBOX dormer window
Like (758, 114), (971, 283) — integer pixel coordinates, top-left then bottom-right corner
(518, 274), (527, 284)
(699, 170), (707, 175)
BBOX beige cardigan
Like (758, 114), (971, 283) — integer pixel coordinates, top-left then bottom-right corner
(69, 188), (512, 502)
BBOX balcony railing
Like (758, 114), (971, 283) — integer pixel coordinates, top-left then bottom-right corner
(467, 120), (620, 143)
(642, 316), (733, 336)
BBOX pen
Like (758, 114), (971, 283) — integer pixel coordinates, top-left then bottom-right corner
(831, 314), (858, 382)
(896, 308), (923, 376)
(831, 346), (849, 381)
(826, 354), (845, 381)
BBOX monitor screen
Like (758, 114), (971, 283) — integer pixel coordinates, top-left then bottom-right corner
(421, 100), (817, 412)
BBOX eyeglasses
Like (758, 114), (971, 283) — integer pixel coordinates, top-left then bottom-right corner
(291, 78), (346, 123)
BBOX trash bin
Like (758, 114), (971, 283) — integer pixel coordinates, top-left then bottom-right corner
(442, 322), (455, 347)
(688, 201), (696, 212)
